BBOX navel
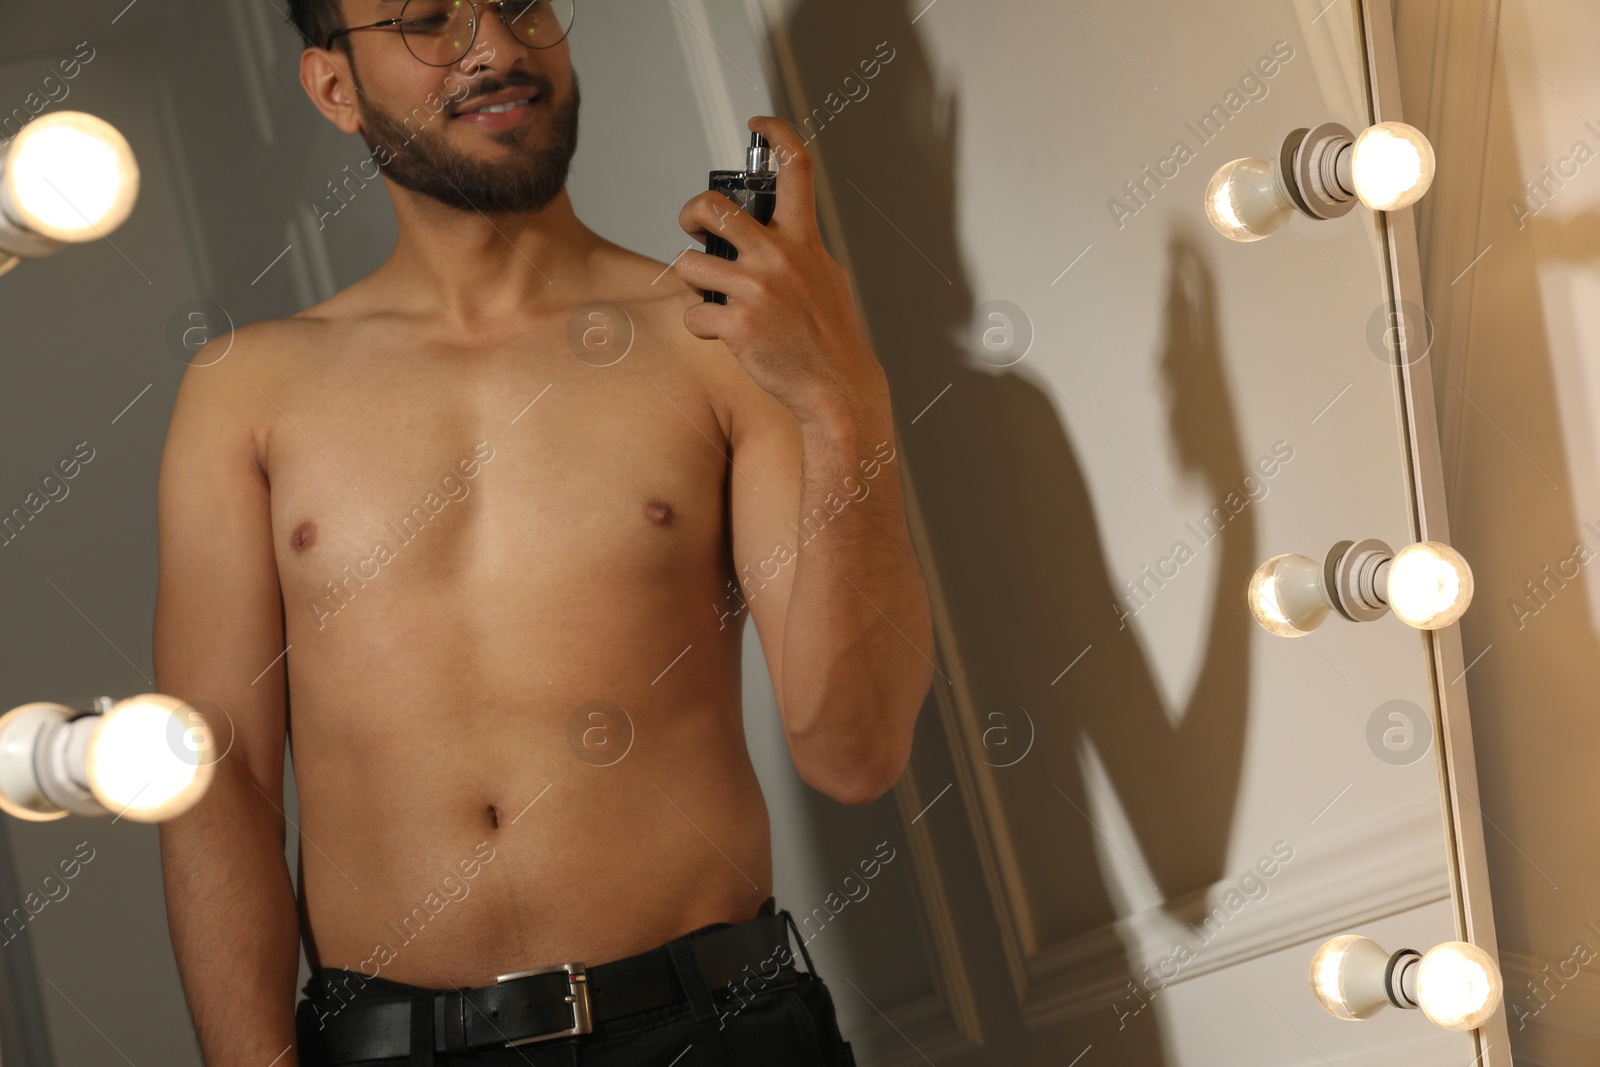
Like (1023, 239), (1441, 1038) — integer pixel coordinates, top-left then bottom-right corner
(643, 499), (674, 527)
(290, 520), (318, 552)
(487, 803), (499, 829)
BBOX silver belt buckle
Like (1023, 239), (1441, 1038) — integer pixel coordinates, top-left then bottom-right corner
(493, 962), (593, 1046)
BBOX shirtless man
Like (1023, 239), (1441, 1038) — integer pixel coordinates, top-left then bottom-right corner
(153, 1), (933, 1064)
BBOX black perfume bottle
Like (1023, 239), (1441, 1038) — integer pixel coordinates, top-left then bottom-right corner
(703, 132), (777, 304)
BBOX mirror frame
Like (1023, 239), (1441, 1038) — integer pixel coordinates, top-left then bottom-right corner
(1361, 0), (1509, 1058)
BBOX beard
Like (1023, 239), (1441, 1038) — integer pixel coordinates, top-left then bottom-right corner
(351, 66), (581, 215)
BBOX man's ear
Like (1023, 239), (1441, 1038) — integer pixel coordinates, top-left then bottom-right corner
(299, 47), (364, 134)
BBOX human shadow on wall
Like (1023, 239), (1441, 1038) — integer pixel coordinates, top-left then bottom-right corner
(764, 2), (1254, 1061)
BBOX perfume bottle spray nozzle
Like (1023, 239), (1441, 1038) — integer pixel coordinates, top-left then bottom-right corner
(747, 133), (774, 175)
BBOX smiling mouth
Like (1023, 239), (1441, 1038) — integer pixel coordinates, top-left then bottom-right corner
(464, 97), (536, 115)
(455, 93), (542, 119)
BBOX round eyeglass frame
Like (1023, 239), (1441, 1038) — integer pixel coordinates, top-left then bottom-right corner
(324, 0), (577, 66)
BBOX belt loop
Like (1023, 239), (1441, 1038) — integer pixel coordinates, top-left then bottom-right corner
(667, 935), (719, 1023)
(781, 908), (816, 977)
(408, 988), (436, 1066)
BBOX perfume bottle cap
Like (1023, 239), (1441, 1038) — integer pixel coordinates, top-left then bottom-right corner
(747, 132), (774, 175)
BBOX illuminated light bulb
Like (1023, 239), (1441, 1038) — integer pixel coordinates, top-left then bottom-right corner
(85, 694), (216, 822)
(1416, 941), (1503, 1031)
(1204, 157), (1295, 242)
(1386, 540), (1473, 629)
(1310, 935), (1393, 1020)
(0, 694), (215, 823)
(1247, 553), (1329, 637)
(1349, 121), (1435, 211)
(2, 111), (140, 243)
(1310, 935), (1503, 1031)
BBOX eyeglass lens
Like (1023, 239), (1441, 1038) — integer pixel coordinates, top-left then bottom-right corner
(399, 0), (576, 66)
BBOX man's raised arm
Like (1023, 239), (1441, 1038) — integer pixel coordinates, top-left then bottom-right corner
(153, 327), (301, 1066)
(674, 115), (937, 806)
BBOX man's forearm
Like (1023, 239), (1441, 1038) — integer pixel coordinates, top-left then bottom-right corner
(159, 765), (301, 1066)
(781, 366), (936, 803)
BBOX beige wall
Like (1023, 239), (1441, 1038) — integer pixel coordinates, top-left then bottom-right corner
(1399, 2), (1600, 1062)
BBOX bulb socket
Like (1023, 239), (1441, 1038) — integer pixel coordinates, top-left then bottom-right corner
(1334, 141), (1356, 199)
(1285, 122), (1360, 220)
(1386, 948), (1423, 1009)
(0, 179), (67, 258)
(35, 713), (105, 817)
(1324, 538), (1395, 622)
(0, 703), (75, 821)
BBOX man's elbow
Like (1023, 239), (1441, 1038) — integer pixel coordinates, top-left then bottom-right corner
(833, 774), (897, 808)
(796, 726), (914, 807)
(801, 764), (896, 807)
(788, 666), (929, 805)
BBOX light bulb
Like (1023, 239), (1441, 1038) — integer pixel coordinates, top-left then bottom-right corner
(1310, 935), (1393, 1020)
(1349, 121), (1435, 211)
(84, 694), (215, 822)
(2, 111), (140, 243)
(1386, 541), (1473, 629)
(1416, 941), (1503, 1030)
(0, 704), (75, 821)
(1205, 157), (1294, 242)
(1248, 553), (1329, 637)
(1311, 935), (1503, 1031)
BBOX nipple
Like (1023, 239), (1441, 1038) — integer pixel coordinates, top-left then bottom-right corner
(290, 520), (318, 551)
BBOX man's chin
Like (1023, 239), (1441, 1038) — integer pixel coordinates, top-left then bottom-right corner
(456, 128), (542, 152)
(384, 164), (569, 215)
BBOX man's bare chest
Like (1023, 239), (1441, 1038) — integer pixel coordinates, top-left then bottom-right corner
(256, 326), (734, 628)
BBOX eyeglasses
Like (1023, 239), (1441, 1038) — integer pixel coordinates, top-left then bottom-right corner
(325, 0), (577, 67)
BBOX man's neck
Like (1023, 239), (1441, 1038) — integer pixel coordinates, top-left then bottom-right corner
(380, 184), (604, 332)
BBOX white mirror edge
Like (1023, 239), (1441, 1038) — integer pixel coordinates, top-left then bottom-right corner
(1360, 0), (1513, 1059)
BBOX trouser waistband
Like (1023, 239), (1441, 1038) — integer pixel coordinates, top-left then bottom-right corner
(297, 897), (816, 1064)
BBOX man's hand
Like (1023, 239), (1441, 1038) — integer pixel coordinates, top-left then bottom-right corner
(674, 114), (885, 432)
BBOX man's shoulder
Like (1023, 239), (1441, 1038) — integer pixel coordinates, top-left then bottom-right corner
(587, 239), (734, 362)
(593, 242), (700, 317)
(194, 275), (375, 374)
(168, 311), (333, 474)
(179, 315), (319, 393)
(596, 243), (755, 446)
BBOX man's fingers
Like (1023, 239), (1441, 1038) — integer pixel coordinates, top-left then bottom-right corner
(677, 189), (766, 249)
(747, 115), (817, 233)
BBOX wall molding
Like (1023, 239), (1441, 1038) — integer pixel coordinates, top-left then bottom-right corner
(285, 208), (336, 312)
(1017, 802), (1452, 1028)
(671, 0), (746, 168)
(224, 0), (276, 147)
(885, 757), (985, 1054)
(152, 74), (214, 299)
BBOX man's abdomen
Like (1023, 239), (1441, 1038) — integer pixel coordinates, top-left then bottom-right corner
(284, 554), (774, 989)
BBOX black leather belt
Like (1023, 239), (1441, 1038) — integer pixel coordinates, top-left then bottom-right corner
(300, 905), (801, 1063)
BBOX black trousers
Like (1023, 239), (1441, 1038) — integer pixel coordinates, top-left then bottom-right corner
(294, 901), (857, 1066)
